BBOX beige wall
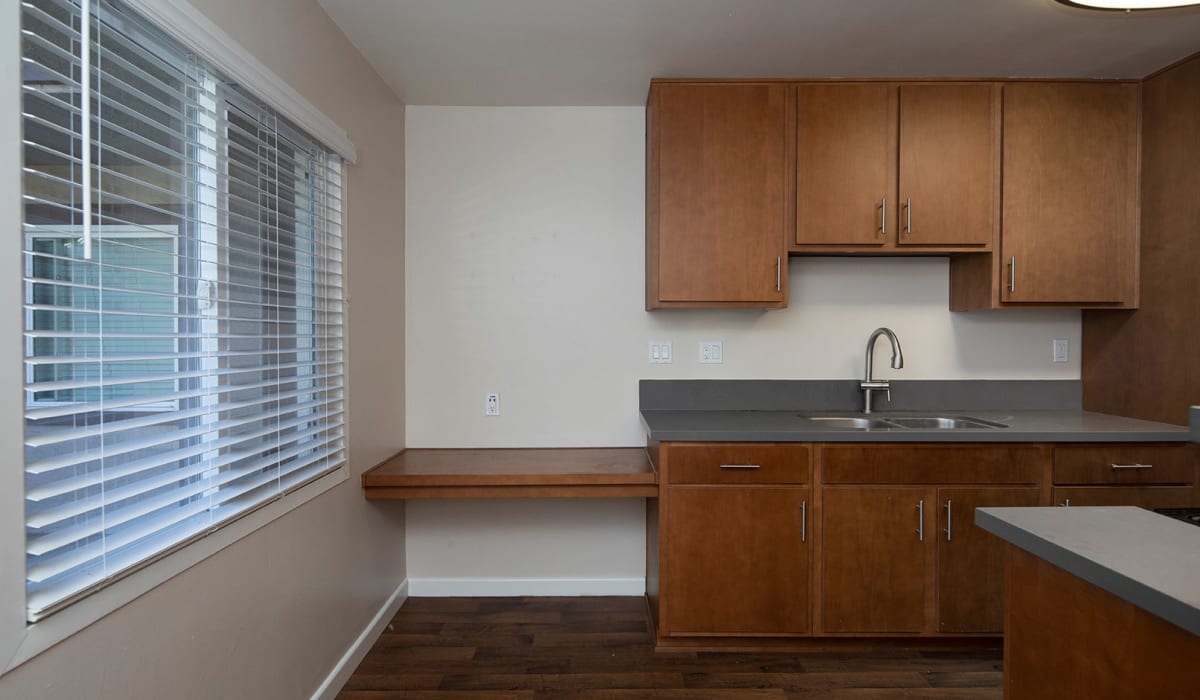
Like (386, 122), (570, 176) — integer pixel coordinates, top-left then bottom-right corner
(404, 106), (1081, 590)
(0, 1), (407, 698)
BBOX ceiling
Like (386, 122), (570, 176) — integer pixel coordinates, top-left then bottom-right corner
(316, 0), (1200, 105)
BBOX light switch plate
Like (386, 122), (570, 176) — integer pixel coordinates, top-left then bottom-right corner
(648, 341), (672, 364)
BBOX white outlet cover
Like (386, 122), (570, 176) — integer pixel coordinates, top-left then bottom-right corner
(699, 341), (723, 364)
(1052, 339), (1069, 363)
(485, 392), (500, 415)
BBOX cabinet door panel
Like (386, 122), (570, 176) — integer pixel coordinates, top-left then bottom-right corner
(898, 84), (995, 247)
(936, 487), (1041, 633)
(796, 84), (895, 246)
(822, 486), (928, 633)
(654, 83), (787, 304)
(1053, 486), (1199, 509)
(1001, 83), (1137, 303)
(662, 486), (810, 635)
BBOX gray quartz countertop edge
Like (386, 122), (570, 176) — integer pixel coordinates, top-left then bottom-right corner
(976, 507), (1200, 637)
(640, 409), (1191, 443)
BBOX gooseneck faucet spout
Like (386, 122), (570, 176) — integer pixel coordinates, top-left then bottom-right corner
(861, 327), (904, 414)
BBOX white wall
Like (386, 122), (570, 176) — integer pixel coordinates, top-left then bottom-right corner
(404, 106), (1081, 591)
(0, 1), (407, 698)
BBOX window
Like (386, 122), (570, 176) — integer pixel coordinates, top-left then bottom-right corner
(21, 0), (346, 621)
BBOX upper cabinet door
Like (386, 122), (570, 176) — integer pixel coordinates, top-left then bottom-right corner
(897, 84), (997, 247)
(649, 83), (788, 308)
(795, 83), (896, 246)
(1000, 83), (1138, 304)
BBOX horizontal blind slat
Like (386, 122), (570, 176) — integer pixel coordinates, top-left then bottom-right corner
(22, 0), (346, 620)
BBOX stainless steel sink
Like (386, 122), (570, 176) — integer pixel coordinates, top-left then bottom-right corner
(884, 416), (1007, 430)
(798, 414), (1008, 430)
(803, 416), (896, 430)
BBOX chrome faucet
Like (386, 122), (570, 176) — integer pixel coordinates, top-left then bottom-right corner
(860, 327), (904, 414)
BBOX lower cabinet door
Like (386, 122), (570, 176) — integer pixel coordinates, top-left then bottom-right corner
(822, 486), (929, 633)
(936, 487), (1041, 633)
(661, 485), (810, 635)
(1053, 486), (1199, 509)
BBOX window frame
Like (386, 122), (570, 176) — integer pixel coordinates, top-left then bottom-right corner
(0, 0), (353, 672)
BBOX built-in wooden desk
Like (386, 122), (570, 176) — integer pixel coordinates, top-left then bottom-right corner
(361, 447), (658, 499)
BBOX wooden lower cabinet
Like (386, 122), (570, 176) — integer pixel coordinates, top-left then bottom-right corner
(651, 441), (1196, 646)
(822, 486), (929, 633)
(936, 487), (1041, 633)
(1053, 485), (1198, 509)
(660, 485), (810, 636)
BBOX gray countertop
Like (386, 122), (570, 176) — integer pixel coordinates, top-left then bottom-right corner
(641, 409), (1191, 443)
(976, 506), (1200, 637)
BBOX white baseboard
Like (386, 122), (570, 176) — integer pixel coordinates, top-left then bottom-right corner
(311, 578), (409, 700)
(407, 577), (645, 597)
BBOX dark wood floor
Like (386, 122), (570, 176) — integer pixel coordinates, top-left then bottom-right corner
(337, 597), (1003, 699)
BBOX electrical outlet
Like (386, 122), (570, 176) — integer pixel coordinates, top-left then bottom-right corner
(648, 341), (672, 364)
(485, 392), (500, 416)
(699, 341), (723, 364)
(1052, 339), (1069, 363)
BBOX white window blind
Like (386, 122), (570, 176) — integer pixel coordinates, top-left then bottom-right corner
(21, 0), (346, 621)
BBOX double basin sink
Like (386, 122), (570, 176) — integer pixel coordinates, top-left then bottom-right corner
(800, 414), (1009, 430)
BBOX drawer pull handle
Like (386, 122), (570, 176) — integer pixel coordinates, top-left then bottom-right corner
(718, 464), (761, 470)
(945, 499), (952, 542)
(916, 500), (925, 542)
(1111, 463), (1153, 470)
(801, 501), (807, 543)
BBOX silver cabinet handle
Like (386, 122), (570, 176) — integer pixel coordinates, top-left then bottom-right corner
(776, 256), (781, 292)
(880, 196), (887, 236)
(944, 499), (952, 542)
(916, 499), (925, 541)
(801, 500), (807, 543)
(719, 464), (760, 470)
(1008, 256), (1016, 293)
(1111, 463), (1153, 470)
(904, 197), (911, 235)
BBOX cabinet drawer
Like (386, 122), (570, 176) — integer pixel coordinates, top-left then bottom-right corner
(1054, 445), (1197, 485)
(1053, 486), (1199, 509)
(821, 444), (1047, 484)
(665, 443), (811, 484)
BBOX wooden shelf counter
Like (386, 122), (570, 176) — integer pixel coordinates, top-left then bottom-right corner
(361, 447), (658, 499)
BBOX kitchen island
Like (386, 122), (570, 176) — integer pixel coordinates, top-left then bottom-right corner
(977, 506), (1200, 699)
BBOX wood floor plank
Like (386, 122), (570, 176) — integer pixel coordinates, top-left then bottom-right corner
(683, 671), (930, 690)
(438, 671), (684, 691)
(338, 597), (1003, 699)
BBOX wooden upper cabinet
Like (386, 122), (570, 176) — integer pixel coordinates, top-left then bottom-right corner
(796, 84), (895, 246)
(897, 84), (997, 247)
(647, 82), (789, 308)
(795, 83), (996, 250)
(999, 82), (1139, 304)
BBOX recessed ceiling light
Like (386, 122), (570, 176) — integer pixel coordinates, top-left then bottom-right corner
(1057, 0), (1200, 9)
